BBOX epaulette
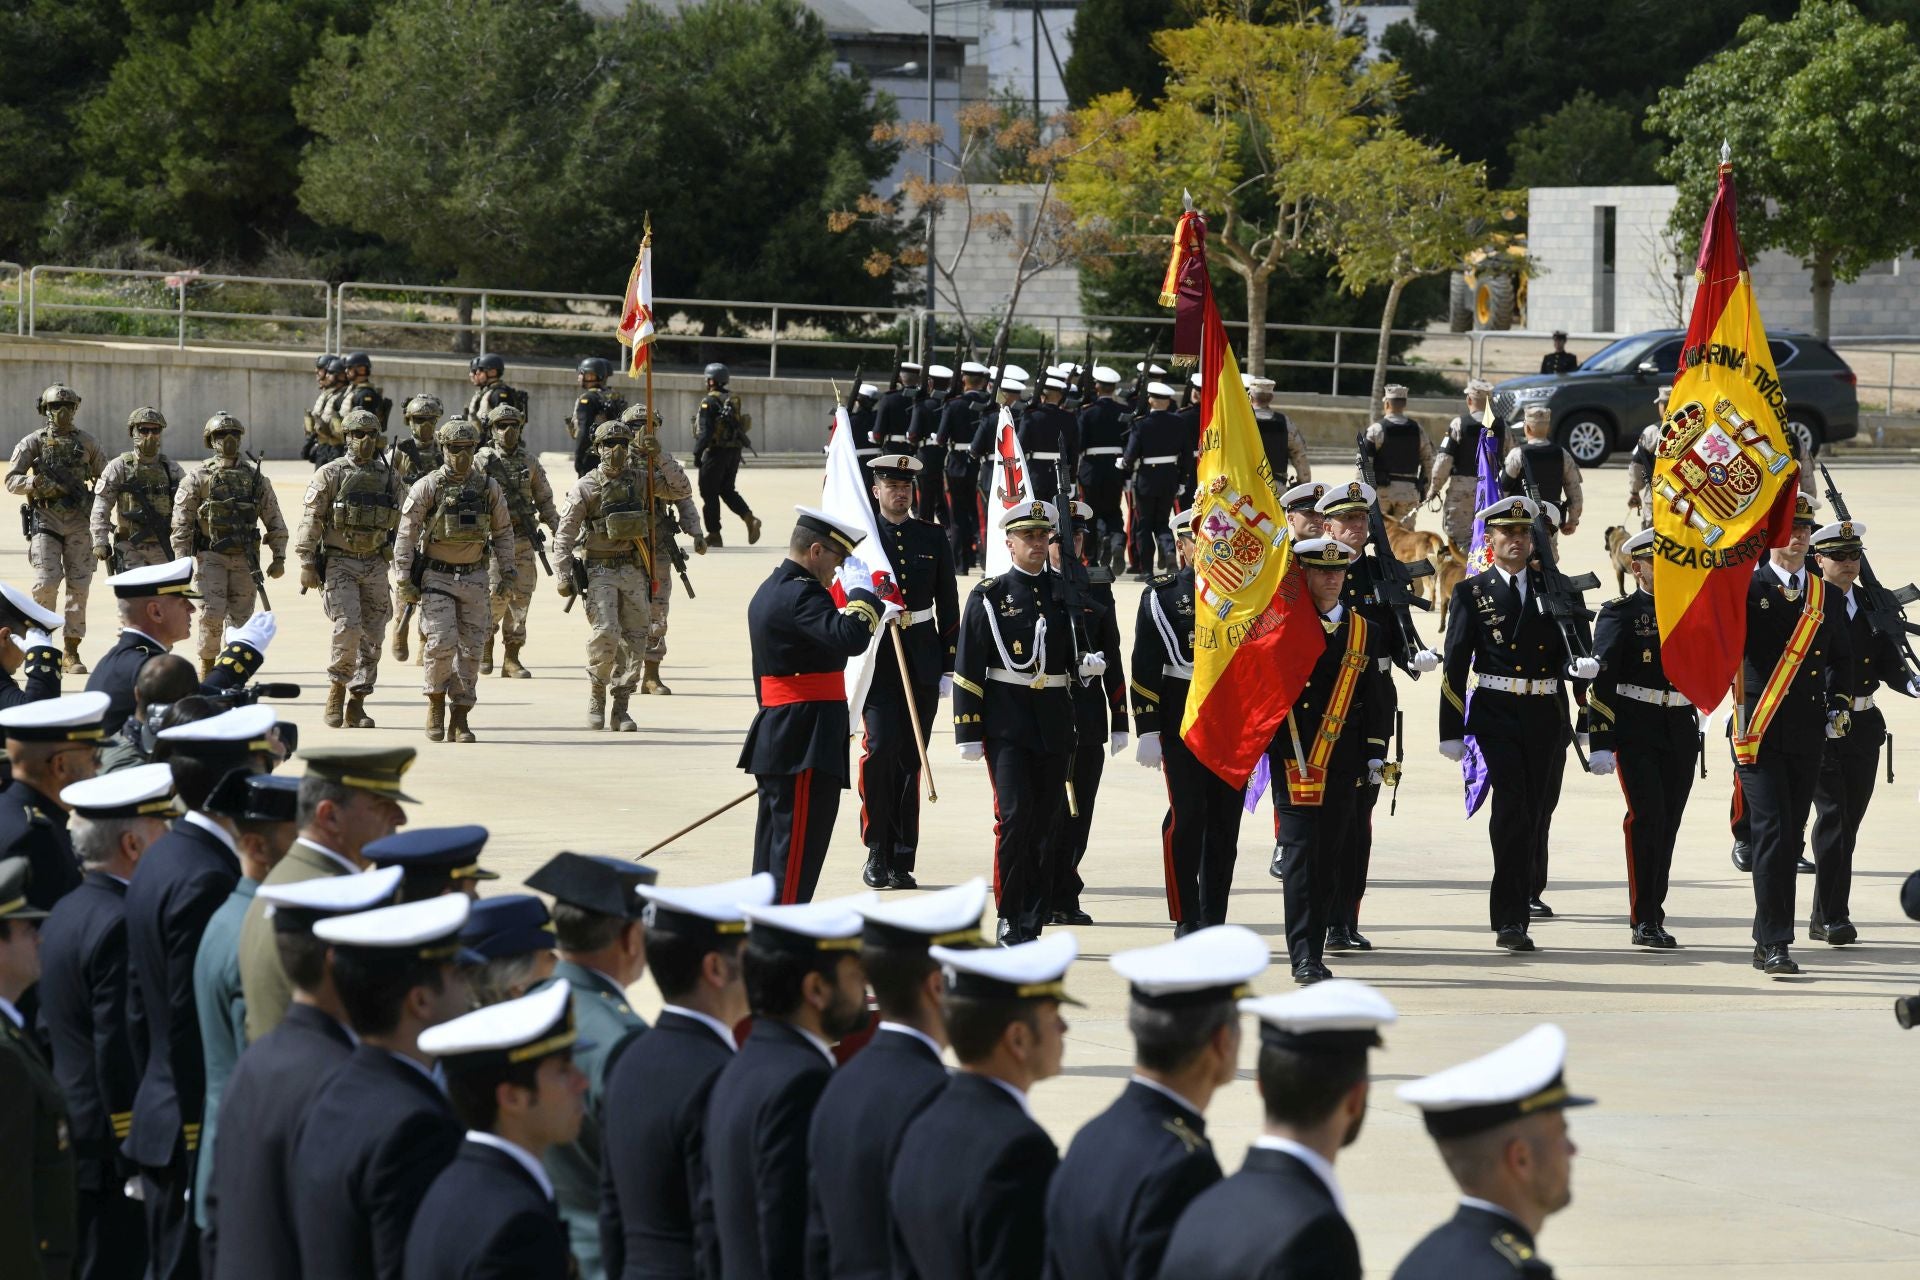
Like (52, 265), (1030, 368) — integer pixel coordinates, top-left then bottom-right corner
(1148, 572), (1175, 587)
(975, 575), (997, 590)
(1161, 1116), (1206, 1154)
(1490, 1231), (1540, 1271)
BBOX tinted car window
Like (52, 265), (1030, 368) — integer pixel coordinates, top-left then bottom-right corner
(1649, 340), (1682, 373)
(1768, 339), (1798, 367)
(1576, 335), (1663, 373)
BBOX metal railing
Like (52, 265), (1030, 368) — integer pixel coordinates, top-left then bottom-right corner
(0, 262), (22, 336)
(25, 266), (330, 350)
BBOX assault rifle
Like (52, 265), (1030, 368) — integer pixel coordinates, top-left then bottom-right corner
(1354, 455), (1435, 676)
(1128, 335), (1161, 415)
(662, 518), (696, 599)
(1387, 709), (1405, 815)
(398, 546), (429, 631)
(1819, 463), (1920, 686)
(886, 344), (903, 394)
(243, 451), (273, 611)
(1516, 449), (1599, 664)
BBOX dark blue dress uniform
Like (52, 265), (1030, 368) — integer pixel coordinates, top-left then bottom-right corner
(291, 1045), (464, 1280)
(1076, 396), (1129, 570)
(1042, 1080), (1220, 1280)
(889, 1071), (1058, 1280)
(738, 557), (882, 904)
(703, 1018), (837, 1280)
(0, 781), (81, 909)
(1131, 567), (1244, 932)
(37, 870), (145, 1280)
(935, 390), (990, 572)
(1019, 401), (1079, 502)
(858, 509), (958, 888)
(1173, 401), (1201, 500)
(0, 635), (64, 711)
(1121, 409), (1187, 575)
(85, 629), (261, 739)
(872, 386), (921, 455)
(1054, 578), (1126, 922)
(1157, 1144), (1360, 1280)
(1391, 1202), (1554, 1279)
(402, 1139), (570, 1280)
(952, 561), (1076, 942)
(203, 1004), (356, 1280)
(908, 387), (950, 525)
(2, 986), (78, 1280)
(803, 1026), (948, 1280)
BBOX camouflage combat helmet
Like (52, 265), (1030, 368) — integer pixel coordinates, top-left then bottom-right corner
(484, 402), (526, 429)
(340, 408), (382, 436)
(37, 384), (81, 414)
(436, 417), (482, 448)
(404, 393), (443, 422)
(203, 411), (245, 443)
(594, 420), (634, 447)
(126, 406), (167, 433)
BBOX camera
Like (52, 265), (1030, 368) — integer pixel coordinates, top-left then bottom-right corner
(1896, 871), (1920, 1029)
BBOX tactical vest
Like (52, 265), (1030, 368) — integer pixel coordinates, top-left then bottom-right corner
(115, 452), (176, 542)
(429, 471), (493, 547)
(584, 467), (650, 559)
(704, 393), (751, 448)
(1517, 441), (1564, 508)
(330, 462), (400, 556)
(1374, 418), (1424, 486)
(1255, 410), (1289, 474)
(394, 437), (443, 483)
(198, 461), (261, 552)
(481, 447), (539, 537)
(35, 430), (92, 513)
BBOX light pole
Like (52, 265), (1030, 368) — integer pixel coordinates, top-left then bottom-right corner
(885, 47), (940, 360)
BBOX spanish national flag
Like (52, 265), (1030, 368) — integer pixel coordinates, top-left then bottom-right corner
(1166, 208), (1325, 787)
(1652, 158), (1799, 710)
(616, 217), (656, 377)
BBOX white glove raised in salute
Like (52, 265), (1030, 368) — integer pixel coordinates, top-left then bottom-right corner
(832, 556), (873, 597)
(225, 611), (277, 654)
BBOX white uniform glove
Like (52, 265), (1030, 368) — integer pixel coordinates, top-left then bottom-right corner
(224, 611), (277, 653)
(23, 627), (54, 651)
(1135, 732), (1162, 769)
(1109, 730), (1129, 756)
(1576, 731), (1590, 752)
(833, 556), (872, 597)
(939, 674), (953, 699)
(1907, 678), (1920, 698)
(1438, 739), (1466, 762)
(1567, 656), (1600, 681)
(1077, 651), (1107, 680)
(1412, 648), (1440, 673)
(879, 600), (903, 628)
(1365, 758), (1386, 786)
(958, 741), (984, 763)
(1587, 749), (1616, 775)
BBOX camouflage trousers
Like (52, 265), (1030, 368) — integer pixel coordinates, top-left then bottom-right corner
(323, 553), (392, 693)
(583, 561), (651, 693)
(28, 512), (94, 639)
(489, 544), (538, 647)
(195, 549), (259, 667)
(644, 557), (675, 663)
(1379, 481), (1422, 527)
(112, 541), (174, 570)
(421, 566), (490, 707)
(1442, 477), (1478, 549)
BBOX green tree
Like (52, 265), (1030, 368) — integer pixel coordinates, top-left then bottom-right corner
(1062, 0), (1184, 107)
(1508, 91), (1662, 188)
(0, 0), (129, 258)
(1647, 0), (1920, 338)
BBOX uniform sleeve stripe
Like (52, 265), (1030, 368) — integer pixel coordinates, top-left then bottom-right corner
(952, 675), (984, 697)
(1442, 680), (1465, 714)
(1587, 694), (1615, 721)
(1129, 680), (1160, 704)
(841, 600), (881, 631)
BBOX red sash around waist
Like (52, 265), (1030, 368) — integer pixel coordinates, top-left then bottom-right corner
(759, 672), (846, 706)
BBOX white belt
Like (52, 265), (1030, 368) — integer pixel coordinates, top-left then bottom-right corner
(986, 667), (1067, 689)
(1164, 663), (1194, 681)
(1141, 455), (1179, 465)
(1853, 694), (1877, 711)
(1475, 674), (1560, 696)
(1619, 683), (1692, 708)
(880, 435), (913, 444)
(1030, 451), (1062, 461)
(1084, 446), (1122, 456)
(904, 607), (935, 625)
(855, 447), (879, 457)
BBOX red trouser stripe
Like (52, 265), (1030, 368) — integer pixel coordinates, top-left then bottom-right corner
(784, 769), (812, 904)
(857, 734), (872, 849)
(1728, 769), (1744, 830)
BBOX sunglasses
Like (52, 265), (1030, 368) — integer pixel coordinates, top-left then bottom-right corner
(135, 426), (164, 436)
(1820, 549), (1862, 561)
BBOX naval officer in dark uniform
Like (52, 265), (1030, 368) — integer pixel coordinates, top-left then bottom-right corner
(935, 363), (992, 573)
(1076, 367), (1130, 577)
(740, 507), (892, 905)
(0, 581), (65, 712)
(1019, 376), (1079, 503)
(600, 874), (772, 1280)
(1044, 926), (1265, 1280)
(1157, 979), (1398, 1280)
(857, 456), (958, 892)
(1120, 383), (1186, 578)
(1393, 1025), (1592, 1280)
(0, 859), (76, 1280)
(0, 692), (114, 913)
(907, 365), (952, 526)
(85, 557), (270, 739)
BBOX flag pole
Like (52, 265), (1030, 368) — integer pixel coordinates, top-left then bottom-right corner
(889, 623), (938, 802)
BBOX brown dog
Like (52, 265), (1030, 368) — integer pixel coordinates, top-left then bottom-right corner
(1387, 526), (1444, 606)
(1604, 524), (1632, 596)
(1431, 539), (1468, 628)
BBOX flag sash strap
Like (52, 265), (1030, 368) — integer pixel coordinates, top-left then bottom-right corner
(1284, 615), (1371, 805)
(1731, 575), (1824, 765)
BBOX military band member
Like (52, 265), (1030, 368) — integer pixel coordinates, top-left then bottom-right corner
(478, 403), (558, 680)
(466, 353), (525, 432)
(1076, 366), (1130, 577)
(806, 880), (988, 1279)
(1051, 501), (1126, 926)
(704, 895), (870, 1280)
(908, 364), (953, 525)
(694, 363), (763, 547)
(92, 407), (185, 575)
(304, 354), (349, 467)
(600, 873), (773, 1280)
(1021, 376), (1079, 503)
(1120, 382), (1187, 578)
(631, 405), (705, 696)
(1160, 981), (1398, 1280)
(0, 691), (108, 912)
(571, 357), (628, 479)
(1357, 384), (1430, 524)
(1252, 376), (1311, 487)
(9, 383), (108, 672)
(0, 859), (75, 1280)
(554, 419), (657, 731)
(888, 934), (1079, 1280)
(299, 408), (407, 728)
(172, 412), (288, 677)
(1045, 926), (1266, 1280)
(394, 418), (517, 744)
(1393, 1025), (1590, 1280)
(1426, 380), (1505, 549)
(858, 455), (958, 891)
(937, 362), (992, 572)
(86, 558), (271, 739)
(1439, 499), (1598, 952)
(1623, 386), (1670, 531)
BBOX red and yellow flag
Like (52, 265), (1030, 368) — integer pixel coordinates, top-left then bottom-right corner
(1652, 161), (1799, 710)
(616, 217), (656, 377)
(1167, 209), (1325, 787)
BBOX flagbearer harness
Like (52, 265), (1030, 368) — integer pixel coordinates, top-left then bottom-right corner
(1732, 574), (1829, 765)
(1283, 613), (1372, 805)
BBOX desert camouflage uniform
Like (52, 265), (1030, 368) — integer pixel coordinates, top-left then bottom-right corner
(172, 449), (288, 671)
(394, 463), (515, 726)
(6, 413), (107, 644)
(553, 440), (654, 729)
(91, 444), (185, 570)
(297, 447), (406, 714)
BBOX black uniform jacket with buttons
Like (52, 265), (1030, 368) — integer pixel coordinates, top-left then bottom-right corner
(953, 568), (1076, 754)
(1069, 579), (1127, 743)
(871, 516), (959, 689)
(1276, 610), (1394, 781)
(936, 392), (989, 475)
(802, 1027), (949, 1280)
(1020, 402), (1080, 471)
(1737, 566), (1853, 759)
(1587, 589), (1695, 754)
(1120, 410), (1189, 499)
(0, 1008), (77, 1280)
(702, 1018), (835, 1280)
(36, 871), (140, 1191)
(1076, 398), (1129, 501)
(1440, 568), (1576, 746)
(0, 780), (80, 909)
(1256, 408), (1293, 482)
(1155, 1145), (1359, 1280)
(0, 641), (62, 711)
(204, 1003), (357, 1280)
(888, 1071), (1059, 1280)
(122, 817), (240, 1168)
(907, 392), (946, 447)
(403, 1138), (571, 1280)
(1822, 581), (1914, 758)
(1129, 568), (1195, 738)
(873, 388), (921, 447)
(1391, 1202), (1555, 1279)
(1343, 552), (1420, 681)
(600, 1009), (736, 1280)
(1042, 1080), (1221, 1280)
(290, 1043), (465, 1280)
(737, 563), (881, 783)
(86, 629), (261, 739)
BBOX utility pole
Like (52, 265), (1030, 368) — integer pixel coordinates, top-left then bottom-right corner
(1031, 0), (1040, 122)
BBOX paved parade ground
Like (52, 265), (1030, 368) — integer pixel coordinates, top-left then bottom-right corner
(18, 451), (1920, 1275)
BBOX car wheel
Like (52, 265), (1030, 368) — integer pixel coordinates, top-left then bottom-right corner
(1558, 414), (1613, 467)
(1785, 415), (1821, 461)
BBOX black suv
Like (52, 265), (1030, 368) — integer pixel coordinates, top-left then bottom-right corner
(1491, 329), (1859, 466)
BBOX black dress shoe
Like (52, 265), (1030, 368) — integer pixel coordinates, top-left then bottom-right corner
(1268, 845), (1284, 882)
(1631, 923), (1677, 950)
(888, 870), (918, 891)
(1173, 920), (1201, 939)
(1291, 961), (1323, 985)
(1345, 929), (1373, 952)
(996, 920), (1019, 947)
(1810, 920), (1858, 945)
(1313, 961), (1335, 980)
(862, 855), (888, 889)
(1057, 908), (1093, 926)
(1753, 943), (1800, 975)
(1495, 928), (1536, 952)
(1323, 926), (1353, 953)
(1528, 897), (1554, 919)
(1731, 841), (1752, 872)
(1046, 911), (1070, 926)
(1796, 856), (1816, 874)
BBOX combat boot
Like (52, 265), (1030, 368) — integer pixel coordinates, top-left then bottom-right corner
(426, 694), (446, 742)
(745, 513), (763, 545)
(707, 531), (724, 549)
(344, 691), (375, 729)
(325, 681), (348, 728)
(393, 623), (409, 662)
(481, 634), (495, 675)
(587, 681), (607, 730)
(63, 639), (88, 676)
(609, 690), (638, 732)
(448, 705), (476, 744)
(502, 643), (530, 679)
(642, 661), (671, 695)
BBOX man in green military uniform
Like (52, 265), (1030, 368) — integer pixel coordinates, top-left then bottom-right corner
(171, 413), (288, 677)
(0, 856), (77, 1279)
(298, 409), (409, 728)
(525, 852), (655, 1280)
(390, 397), (446, 665)
(629, 404), (705, 695)
(7, 383), (108, 674)
(91, 407), (186, 576)
(477, 403), (558, 679)
(553, 420), (654, 731)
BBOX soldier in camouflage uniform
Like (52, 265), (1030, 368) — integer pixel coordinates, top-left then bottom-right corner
(304, 354), (349, 467)
(553, 420), (655, 732)
(477, 403), (558, 679)
(467, 353), (525, 440)
(6, 383), (108, 672)
(389, 395), (446, 663)
(339, 353), (392, 433)
(393, 418), (516, 743)
(1624, 384), (1670, 532)
(618, 402), (705, 695)
(171, 412), (288, 675)
(1426, 379), (1508, 550)
(569, 357), (627, 478)
(92, 406), (186, 574)
(298, 409), (408, 729)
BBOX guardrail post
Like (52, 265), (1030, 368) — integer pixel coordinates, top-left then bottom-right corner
(1330, 330), (1341, 397)
(769, 305), (780, 378)
(26, 267), (36, 338)
(478, 293), (489, 356)
(1888, 352), (1896, 414)
(176, 277), (187, 348)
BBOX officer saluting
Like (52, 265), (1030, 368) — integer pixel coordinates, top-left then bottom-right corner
(1393, 1025), (1592, 1280)
(1157, 979), (1397, 1280)
(0, 583), (63, 713)
(1044, 926), (1267, 1280)
(0, 858), (75, 1280)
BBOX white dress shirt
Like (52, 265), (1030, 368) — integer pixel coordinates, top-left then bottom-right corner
(466, 1130), (556, 1203)
(183, 810), (239, 856)
(1252, 1135), (1347, 1217)
(662, 1004), (739, 1052)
